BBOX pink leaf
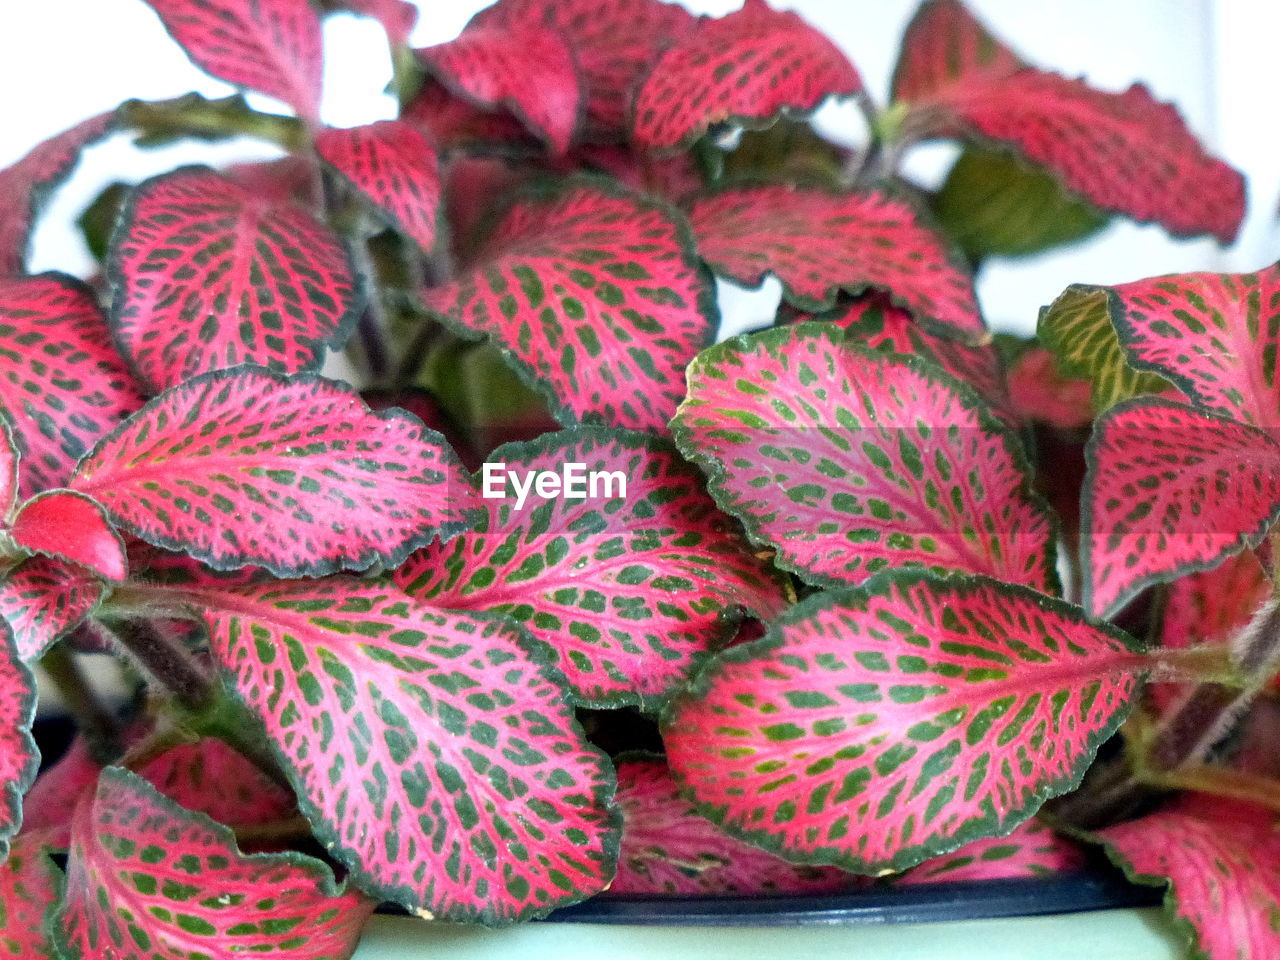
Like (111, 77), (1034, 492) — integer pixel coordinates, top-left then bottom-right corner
(0, 557), (104, 662)
(0, 414), (15, 521)
(632, 0), (863, 151)
(9, 490), (127, 583)
(1093, 796), (1280, 960)
(58, 767), (373, 959)
(0, 273), (144, 498)
(0, 112), (115, 275)
(897, 818), (1085, 884)
(1082, 399), (1280, 618)
(143, 0), (324, 122)
(0, 834), (60, 956)
(663, 571), (1144, 872)
(335, 0), (418, 47)
(672, 323), (1057, 591)
(417, 24), (581, 156)
(422, 180), (717, 432)
(21, 736), (102, 850)
(891, 0), (1243, 242)
(396, 428), (787, 708)
(613, 757), (854, 895)
(1162, 550), (1270, 654)
(70, 368), (479, 577)
(690, 186), (984, 343)
(316, 120), (442, 254)
(166, 577), (618, 922)
(139, 738), (295, 831)
(109, 167), (360, 391)
(1005, 346), (1093, 429)
(0, 622), (37, 861)
(401, 80), (539, 154)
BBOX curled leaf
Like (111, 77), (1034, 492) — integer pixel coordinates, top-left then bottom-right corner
(9, 491), (127, 583)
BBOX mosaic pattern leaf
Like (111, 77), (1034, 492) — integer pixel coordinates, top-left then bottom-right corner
(0, 621), (37, 861)
(139, 738), (296, 831)
(632, 0), (862, 151)
(57, 767), (373, 959)
(316, 120), (441, 255)
(143, 0), (324, 122)
(691, 186), (984, 343)
(0, 834), (60, 956)
(0, 557), (103, 662)
(396, 428), (786, 708)
(9, 490), (127, 583)
(1161, 550), (1270, 655)
(109, 167), (359, 391)
(889, 0), (1024, 103)
(662, 571), (1144, 872)
(897, 817), (1084, 884)
(70, 368), (478, 578)
(1082, 398), (1280, 618)
(672, 323), (1056, 591)
(0, 273), (143, 498)
(423, 180), (717, 432)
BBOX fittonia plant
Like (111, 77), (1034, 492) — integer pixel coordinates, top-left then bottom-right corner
(0, 0), (1271, 956)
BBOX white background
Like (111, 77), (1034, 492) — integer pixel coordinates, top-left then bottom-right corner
(1, 0), (1277, 334)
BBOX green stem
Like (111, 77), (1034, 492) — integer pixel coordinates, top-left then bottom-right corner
(41, 644), (121, 762)
(119, 94), (308, 152)
(1145, 643), (1241, 686)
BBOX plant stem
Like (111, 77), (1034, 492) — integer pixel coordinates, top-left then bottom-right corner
(1144, 643), (1240, 685)
(1137, 764), (1280, 812)
(118, 94), (307, 152)
(350, 237), (391, 384)
(112, 619), (215, 712)
(40, 644), (121, 762)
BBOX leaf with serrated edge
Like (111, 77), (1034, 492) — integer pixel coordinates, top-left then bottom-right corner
(0, 273), (144, 498)
(316, 121), (442, 255)
(57, 767), (372, 960)
(662, 570), (1144, 873)
(0, 834), (60, 956)
(143, 0), (323, 122)
(691, 186), (984, 343)
(613, 757), (853, 895)
(0, 621), (38, 861)
(896, 817), (1084, 884)
(162, 577), (618, 922)
(396, 428), (786, 708)
(139, 738), (295, 831)
(0, 557), (104, 662)
(890, 0), (1243, 243)
(1082, 398), (1280, 619)
(672, 323), (1057, 592)
(423, 179), (717, 433)
(69, 368), (478, 578)
(632, 0), (862, 152)
(1090, 796), (1280, 960)
(9, 490), (127, 583)
(109, 166), (360, 391)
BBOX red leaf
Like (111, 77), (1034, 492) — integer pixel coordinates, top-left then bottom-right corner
(1162, 550), (1270, 655)
(1082, 399), (1280, 618)
(9, 490), (127, 583)
(139, 738), (295, 832)
(0, 273), (144, 498)
(423, 180), (717, 432)
(0, 112), (115, 275)
(0, 417), (15, 519)
(0, 622), (37, 861)
(1005, 346), (1093, 429)
(417, 24), (582, 156)
(58, 767), (374, 960)
(672, 324), (1057, 591)
(109, 167), (360, 391)
(663, 571), (1144, 872)
(1093, 796), (1280, 960)
(396, 428), (787, 707)
(0, 557), (104, 662)
(336, 0), (418, 47)
(20, 736), (101, 850)
(891, 0), (1243, 242)
(316, 120), (442, 254)
(402, 80), (539, 154)
(143, 0), (324, 122)
(224, 156), (317, 205)
(632, 0), (863, 151)
(70, 368), (478, 578)
(691, 186), (985, 343)
(897, 818), (1084, 884)
(574, 144), (704, 208)
(613, 757), (853, 895)
(0, 834), (60, 956)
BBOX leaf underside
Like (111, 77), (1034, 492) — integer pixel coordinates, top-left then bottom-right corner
(0, 557), (103, 662)
(10, 490), (128, 583)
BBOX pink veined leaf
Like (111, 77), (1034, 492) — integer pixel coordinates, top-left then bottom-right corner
(612, 757), (854, 896)
(8, 490), (127, 583)
(139, 738), (296, 833)
(422, 180), (717, 433)
(662, 570), (1145, 873)
(0, 833), (60, 956)
(57, 767), (374, 960)
(1105, 265), (1280, 428)
(20, 736), (102, 850)
(890, 0), (1243, 243)
(632, 0), (863, 152)
(1091, 795), (1280, 960)
(401, 80), (540, 155)
(0, 111), (116, 275)
(1081, 398), (1280, 619)
(471, 0), (696, 141)
(0, 621), (38, 861)
(1162, 550), (1270, 654)
(334, 0), (418, 47)
(0, 413), (16, 517)
(109, 166), (360, 391)
(896, 818), (1085, 884)
(395, 428), (787, 708)
(1005, 346), (1094, 429)
(0, 273), (144, 498)
(143, 0), (324, 123)
(69, 368), (479, 578)
(691, 186), (985, 343)
(224, 155), (318, 205)
(672, 323), (1057, 592)
(154, 576), (618, 923)
(315, 120), (442, 254)
(0, 556), (105, 662)
(417, 23), (582, 156)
